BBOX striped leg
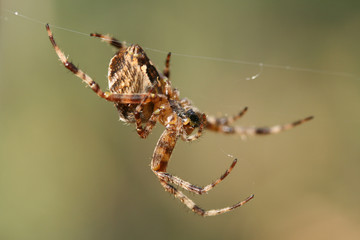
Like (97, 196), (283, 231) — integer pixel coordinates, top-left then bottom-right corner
(90, 33), (124, 49)
(206, 115), (314, 136)
(106, 93), (166, 104)
(159, 180), (254, 217)
(46, 24), (108, 98)
(133, 81), (169, 138)
(163, 52), (171, 79)
(46, 24), (168, 105)
(134, 105), (165, 139)
(156, 157), (238, 194)
(207, 107), (248, 127)
(152, 129), (253, 216)
(134, 110), (160, 138)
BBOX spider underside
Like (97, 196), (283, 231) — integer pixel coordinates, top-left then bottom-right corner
(46, 24), (313, 217)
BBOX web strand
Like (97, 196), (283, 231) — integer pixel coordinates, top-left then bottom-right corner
(2, 9), (358, 80)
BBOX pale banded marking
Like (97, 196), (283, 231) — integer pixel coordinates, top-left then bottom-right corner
(156, 158), (237, 195)
(160, 180), (254, 217)
(206, 115), (314, 136)
(90, 33), (124, 49)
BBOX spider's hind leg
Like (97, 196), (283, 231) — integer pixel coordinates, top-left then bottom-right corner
(163, 52), (171, 79)
(46, 24), (165, 105)
(90, 33), (125, 49)
(46, 24), (112, 100)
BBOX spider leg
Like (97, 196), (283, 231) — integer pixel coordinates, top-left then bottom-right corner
(46, 24), (168, 105)
(90, 33), (124, 49)
(152, 128), (253, 216)
(158, 52), (178, 99)
(156, 157), (238, 195)
(159, 180), (254, 217)
(206, 115), (314, 136)
(206, 107), (248, 127)
(134, 105), (164, 139)
(163, 52), (171, 79)
(132, 81), (169, 138)
(106, 93), (166, 104)
(46, 24), (107, 98)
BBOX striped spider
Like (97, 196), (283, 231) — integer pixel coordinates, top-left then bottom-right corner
(46, 24), (313, 217)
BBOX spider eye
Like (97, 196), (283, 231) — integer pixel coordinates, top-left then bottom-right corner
(186, 109), (200, 127)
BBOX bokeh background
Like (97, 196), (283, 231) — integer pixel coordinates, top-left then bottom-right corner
(1, 0), (359, 240)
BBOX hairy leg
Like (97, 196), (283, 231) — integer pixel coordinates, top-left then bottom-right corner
(206, 115), (313, 136)
(151, 128), (253, 216)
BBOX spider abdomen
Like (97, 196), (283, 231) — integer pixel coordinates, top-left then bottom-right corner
(108, 45), (162, 123)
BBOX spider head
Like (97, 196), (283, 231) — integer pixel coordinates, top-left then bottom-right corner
(184, 109), (202, 128)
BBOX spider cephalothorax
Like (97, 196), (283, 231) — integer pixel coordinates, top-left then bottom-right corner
(46, 24), (313, 217)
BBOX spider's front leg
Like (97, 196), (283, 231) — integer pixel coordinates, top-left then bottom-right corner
(151, 127), (253, 216)
(206, 107), (249, 127)
(206, 108), (313, 136)
(181, 114), (206, 142)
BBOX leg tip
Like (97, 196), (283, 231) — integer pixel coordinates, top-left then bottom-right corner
(305, 116), (314, 121)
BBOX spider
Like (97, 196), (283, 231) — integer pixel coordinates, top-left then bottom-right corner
(46, 24), (313, 217)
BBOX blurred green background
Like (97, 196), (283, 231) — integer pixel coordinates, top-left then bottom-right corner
(1, 0), (359, 239)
